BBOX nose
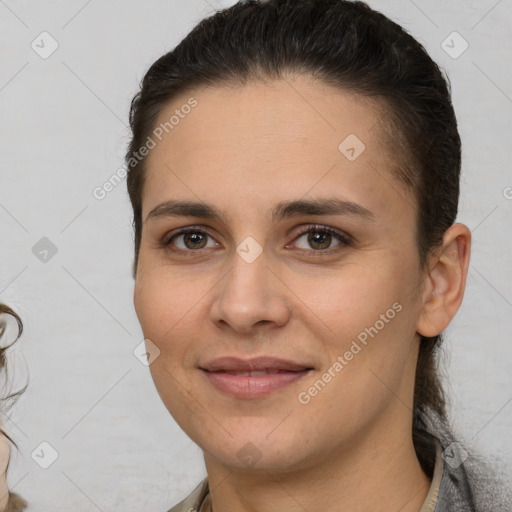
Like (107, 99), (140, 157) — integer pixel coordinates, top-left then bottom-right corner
(209, 246), (291, 336)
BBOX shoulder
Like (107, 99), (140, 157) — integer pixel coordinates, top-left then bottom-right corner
(415, 428), (511, 512)
(434, 439), (512, 512)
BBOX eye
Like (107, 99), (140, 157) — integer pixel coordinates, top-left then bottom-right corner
(288, 225), (351, 253)
(164, 227), (219, 252)
(162, 224), (351, 255)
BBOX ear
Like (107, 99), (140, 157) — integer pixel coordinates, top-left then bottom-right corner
(416, 223), (471, 337)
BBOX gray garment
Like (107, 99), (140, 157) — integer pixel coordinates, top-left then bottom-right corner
(420, 430), (511, 512)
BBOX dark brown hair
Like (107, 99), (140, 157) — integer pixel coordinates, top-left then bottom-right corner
(126, 0), (460, 469)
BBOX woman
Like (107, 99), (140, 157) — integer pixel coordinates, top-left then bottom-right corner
(0, 305), (27, 511)
(126, 1), (511, 510)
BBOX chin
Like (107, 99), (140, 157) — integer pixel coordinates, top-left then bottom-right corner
(199, 422), (313, 472)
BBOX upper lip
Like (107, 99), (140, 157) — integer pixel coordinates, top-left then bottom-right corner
(200, 356), (312, 372)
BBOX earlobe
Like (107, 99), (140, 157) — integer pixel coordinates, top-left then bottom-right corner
(416, 223), (471, 337)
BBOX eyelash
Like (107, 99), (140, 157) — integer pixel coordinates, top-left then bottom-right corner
(288, 225), (352, 255)
(163, 224), (352, 256)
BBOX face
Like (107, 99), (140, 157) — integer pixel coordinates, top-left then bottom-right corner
(133, 75), (428, 473)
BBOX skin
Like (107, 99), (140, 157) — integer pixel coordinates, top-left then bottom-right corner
(133, 74), (471, 512)
(0, 433), (10, 509)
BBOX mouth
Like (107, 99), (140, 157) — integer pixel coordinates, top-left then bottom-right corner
(199, 356), (314, 398)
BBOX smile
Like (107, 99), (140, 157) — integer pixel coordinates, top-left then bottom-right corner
(199, 356), (315, 398)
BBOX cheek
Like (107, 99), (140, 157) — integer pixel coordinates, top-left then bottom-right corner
(291, 260), (410, 333)
(134, 272), (207, 423)
(135, 264), (187, 329)
(133, 267), (209, 364)
(298, 257), (420, 391)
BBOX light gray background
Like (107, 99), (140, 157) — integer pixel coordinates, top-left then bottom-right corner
(0, 0), (511, 510)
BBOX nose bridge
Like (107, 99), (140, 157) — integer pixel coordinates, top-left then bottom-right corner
(211, 238), (290, 333)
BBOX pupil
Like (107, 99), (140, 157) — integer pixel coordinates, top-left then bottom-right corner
(186, 233), (206, 249)
(309, 231), (330, 250)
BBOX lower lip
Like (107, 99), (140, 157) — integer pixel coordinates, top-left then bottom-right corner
(201, 369), (312, 398)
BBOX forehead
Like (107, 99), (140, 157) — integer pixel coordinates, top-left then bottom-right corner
(142, 76), (413, 224)
(150, 75), (385, 157)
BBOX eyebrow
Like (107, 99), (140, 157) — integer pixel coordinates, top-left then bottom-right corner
(146, 197), (375, 224)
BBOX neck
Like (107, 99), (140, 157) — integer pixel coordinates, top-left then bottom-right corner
(204, 423), (431, 512)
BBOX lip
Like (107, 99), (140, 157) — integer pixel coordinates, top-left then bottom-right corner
(200, 356), (314, 398)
